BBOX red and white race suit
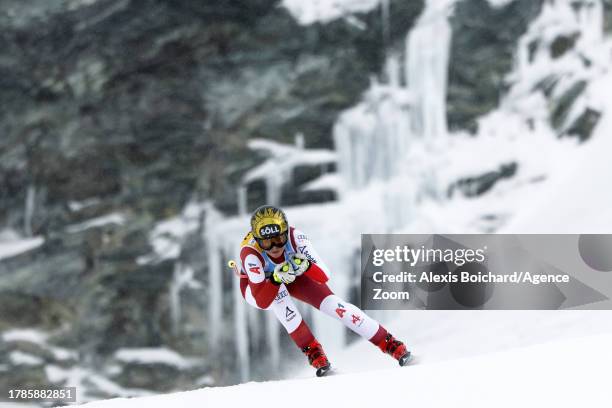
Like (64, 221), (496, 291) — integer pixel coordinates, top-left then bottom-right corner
(239, 227), (388, 349)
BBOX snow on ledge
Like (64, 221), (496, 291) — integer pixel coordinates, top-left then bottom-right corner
(244, 138), (336, 185)
(46, 365), (154, 400)
(65, 213), (125, 233)
(2, 328), (49, 345)
(114, 348), (199, 369)
(137, 201), (206, 265)
(487, 0), (514, 8)
(2, 328), (78, 361)
(8, 351), (44, 366)
(282, 0), (380, 25)
(68, 197), (101, 212)
(0, 235), (44, 260)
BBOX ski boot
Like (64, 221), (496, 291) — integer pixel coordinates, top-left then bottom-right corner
(302, 339), (331, 377)
(378, 333), (412, 366)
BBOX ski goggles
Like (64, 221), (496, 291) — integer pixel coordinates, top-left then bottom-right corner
(256, 232), (288, 250)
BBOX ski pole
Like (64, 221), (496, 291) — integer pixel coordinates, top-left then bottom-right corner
(228, 259), (247, 278)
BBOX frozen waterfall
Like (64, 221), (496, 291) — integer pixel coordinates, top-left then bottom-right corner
(204, 203), (223, 356)
(334, 0), (453, 227)
(406, 0), (452, 142)
(24, 184), (36, 236)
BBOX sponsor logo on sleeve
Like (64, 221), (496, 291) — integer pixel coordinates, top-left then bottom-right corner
(275, 290), (288, 302)
(335, 303), (347, 318)
(298, 246), (317, 263)
(285, 306), (296, 322)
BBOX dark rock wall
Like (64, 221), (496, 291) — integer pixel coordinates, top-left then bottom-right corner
(447, 0), (543, 133)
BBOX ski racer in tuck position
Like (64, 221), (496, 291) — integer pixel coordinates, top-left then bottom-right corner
(234, 205), (411, 376)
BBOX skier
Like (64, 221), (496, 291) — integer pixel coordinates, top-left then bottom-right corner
(235, 205), (411, 376)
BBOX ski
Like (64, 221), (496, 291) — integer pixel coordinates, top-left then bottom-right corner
(399, 352), (416, 367)
(315, 364), (332, 377)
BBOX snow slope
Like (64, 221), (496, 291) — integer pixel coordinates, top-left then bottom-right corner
(80, 330), (612, 407)
(503, 85), (612, 233)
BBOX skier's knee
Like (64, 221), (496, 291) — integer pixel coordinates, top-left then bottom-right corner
(319, 294), (350, 319)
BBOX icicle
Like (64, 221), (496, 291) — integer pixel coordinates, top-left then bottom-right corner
(204, 203), (223, 355)
(295, 132), (305, 149)
(385, 54), (402, 87)
(237, 185), (247, 216)
(579, 0), (603, 44)
(169, 263), (183, 336)
(266, 311), (280, 373)
(265, 172), (283, 206)
(517, 36), (530, 77)
(24, 184), (35, 236)
(381, 0), (391, 49)
(333, 82), (414, 192)
(232, 255), (250, 381)
(247, 307), (261, 351)
(406, 0), (452, 143)
(169, 263), (202, 336)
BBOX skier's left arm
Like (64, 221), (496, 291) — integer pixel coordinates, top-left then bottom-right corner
(290, 228), (332, 281)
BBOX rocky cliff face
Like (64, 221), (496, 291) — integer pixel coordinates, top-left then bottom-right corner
(0, 0), (425, 398)
(447, 0), (543, 133)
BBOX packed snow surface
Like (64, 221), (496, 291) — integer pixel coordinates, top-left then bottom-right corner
(80, 326), (612, 407)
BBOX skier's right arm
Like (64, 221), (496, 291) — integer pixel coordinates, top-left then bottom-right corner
(240, 246), (279, 309)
